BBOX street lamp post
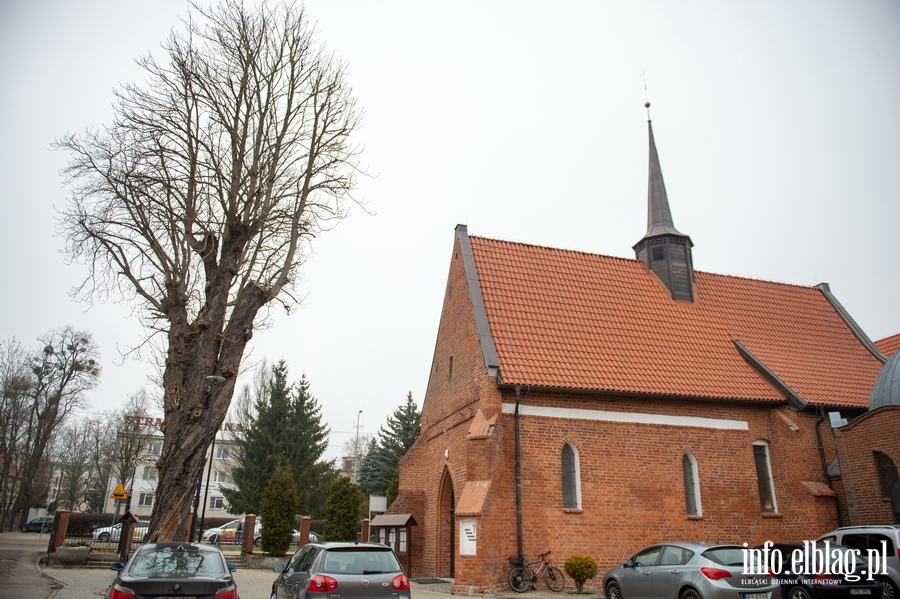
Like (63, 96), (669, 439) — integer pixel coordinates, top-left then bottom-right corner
(199, 417), (220, 540)
(190, 375), (225, 542)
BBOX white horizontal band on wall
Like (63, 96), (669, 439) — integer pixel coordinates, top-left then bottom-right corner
(501, 403), (749, 430)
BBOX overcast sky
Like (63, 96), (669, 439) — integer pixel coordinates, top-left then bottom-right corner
(1, 1), (898, 461)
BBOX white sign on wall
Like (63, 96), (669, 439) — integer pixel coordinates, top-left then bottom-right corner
(460, 519), (477, 556)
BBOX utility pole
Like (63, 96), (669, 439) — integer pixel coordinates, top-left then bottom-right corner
(352, 410), (363, 483)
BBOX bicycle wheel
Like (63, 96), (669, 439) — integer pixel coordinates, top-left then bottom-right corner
(509, 567), (530, 592)
(545, 566), (565, 592)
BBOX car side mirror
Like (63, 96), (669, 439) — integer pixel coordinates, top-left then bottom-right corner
(111, 562), (125, 571)
(228, 564), (237, 573)
(273, 564), (285, 573)
(624, 559), (634, 568)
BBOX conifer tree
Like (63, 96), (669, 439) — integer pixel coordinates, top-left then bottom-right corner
(222, 360), (333, 517)
(260, 461), (298, 557)
(357, 392), (420, 496)
(324, 476), (361, 542)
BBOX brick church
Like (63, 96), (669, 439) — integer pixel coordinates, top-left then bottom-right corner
(384, 116), (900, 594)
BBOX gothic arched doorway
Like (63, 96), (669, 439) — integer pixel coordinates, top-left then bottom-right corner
(437, 467), (455, 578)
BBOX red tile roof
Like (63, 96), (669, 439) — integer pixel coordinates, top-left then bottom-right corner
(876, 333), (900, 357)
(469, 236), (883, 408)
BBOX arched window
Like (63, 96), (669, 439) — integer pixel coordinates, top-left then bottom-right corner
(752, 440), (777, 513)
(682, 453), (702, 516)
(874, 452), (899, 498)
(561, 443), (581, 509)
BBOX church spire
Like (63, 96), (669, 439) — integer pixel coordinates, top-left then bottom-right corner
(646, 119), (683, 237)
(633, 103), (695, 301)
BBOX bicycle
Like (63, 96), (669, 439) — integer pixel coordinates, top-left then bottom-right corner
(508, 550), (566, 592)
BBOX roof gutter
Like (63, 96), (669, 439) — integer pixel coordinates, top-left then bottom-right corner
(495, 381), (786, 407)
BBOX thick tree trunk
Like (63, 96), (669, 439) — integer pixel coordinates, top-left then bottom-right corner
(147, 281), (267, 542)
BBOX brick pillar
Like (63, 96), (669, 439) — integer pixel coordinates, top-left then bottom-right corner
(298, 516), (311, 545)
(51, 510), (70, 552)
(243, 514), (257, 554)
(360, 519), (370, 543)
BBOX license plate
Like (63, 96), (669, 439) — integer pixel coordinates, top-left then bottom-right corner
(743, 594), (768, 599)
(850, 590), (872, 595)
(157, 596), (196, 599)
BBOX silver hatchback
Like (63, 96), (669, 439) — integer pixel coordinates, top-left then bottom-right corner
(603, 542), (779, 599)
(272, 542), (410, 599)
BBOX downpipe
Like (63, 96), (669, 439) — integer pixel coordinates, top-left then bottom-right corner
(515, 385), (524, 559)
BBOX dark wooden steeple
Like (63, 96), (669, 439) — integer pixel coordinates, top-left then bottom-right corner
(632, 112), (695, 301)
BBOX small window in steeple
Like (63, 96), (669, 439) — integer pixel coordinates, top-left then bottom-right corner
(652, 246), (665, 261)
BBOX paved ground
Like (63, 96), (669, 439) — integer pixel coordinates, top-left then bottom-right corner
(41, 566), (461, 599)
(0, 531), (57, 599)
(1, 531), (598, 599)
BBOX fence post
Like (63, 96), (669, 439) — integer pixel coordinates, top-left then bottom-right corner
(242, 514), (256, 555)
(50, 510), (70, 552)
(298, 516), (311, 546)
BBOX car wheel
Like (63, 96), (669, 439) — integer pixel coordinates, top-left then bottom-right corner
(605, 580), (622, 599)
(21, 525), (28, 533)
(882, 578), (899, 599)
(99, 532), (110, 542)
(788, 587), (813, 599)
(679, 588), (702, 599)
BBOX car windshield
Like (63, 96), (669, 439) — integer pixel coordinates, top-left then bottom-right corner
(128, 547), (225, 576)
(702, 547), (745, 566)
(320, 548), (401, 575)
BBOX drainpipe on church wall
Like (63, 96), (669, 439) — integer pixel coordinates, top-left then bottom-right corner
(816, 407), (831, 487)
(514, 385), (524, 559)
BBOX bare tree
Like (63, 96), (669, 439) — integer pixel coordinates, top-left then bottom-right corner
(54, 419), (96, 511)
(0, 338), (33, 528)
(6, 328), (100, 529)
(106, 390), (155, 515)
(56, 1), (363, 541)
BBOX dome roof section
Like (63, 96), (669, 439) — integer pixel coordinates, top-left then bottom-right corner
(870, 350), (900, 410)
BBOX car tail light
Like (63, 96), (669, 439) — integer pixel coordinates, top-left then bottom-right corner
(109, 586), (136, 599)
(214, 587), (238, 599)
(700, 567), (733, 580)
(392, 574), (410, 590)
(308, 575), (339, 593)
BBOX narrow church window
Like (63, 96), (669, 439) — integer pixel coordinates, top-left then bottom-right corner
(752, 441), (777, 513)
(449, 356), (453, 379)
(682, 453), (702, 516)
(874, 452), (899, 498)
(562, 443), (581, 509)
